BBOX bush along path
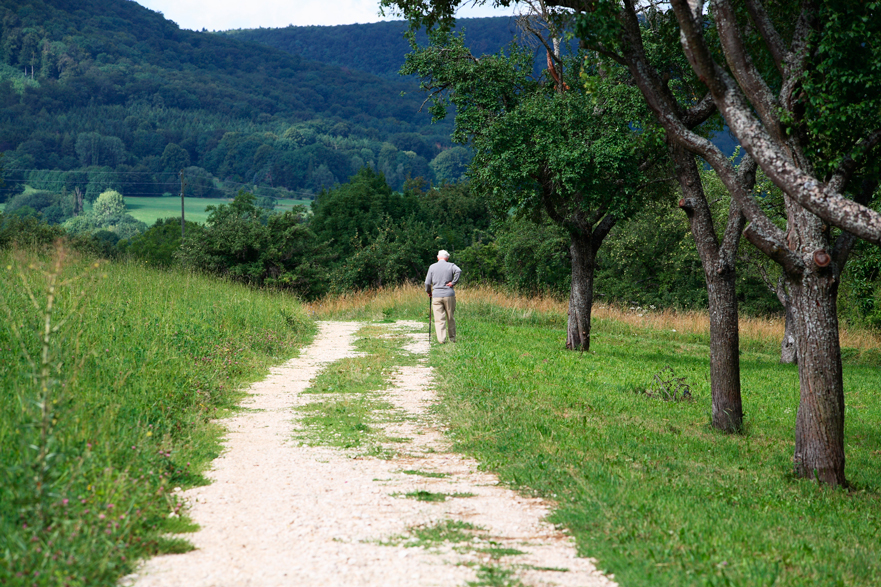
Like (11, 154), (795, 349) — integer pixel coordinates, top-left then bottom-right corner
(123, 320), (614, 587)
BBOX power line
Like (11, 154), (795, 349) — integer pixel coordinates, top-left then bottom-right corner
(2, 169), (324, 199)
(4, 168), (185, 177)
(1, 179), (318, 200)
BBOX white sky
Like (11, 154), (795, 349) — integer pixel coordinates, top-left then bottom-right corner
(134, 1), (515, 31)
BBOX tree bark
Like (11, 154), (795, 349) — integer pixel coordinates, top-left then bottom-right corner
(705, 262), (743, 431)
(672, 144), (745, 432)
(780, 294), (797, 364)
(752, 269), (798, 364)
(566, 227), (597, 351)
(670, 0), (881, 246)
(790, 268), (845, 485)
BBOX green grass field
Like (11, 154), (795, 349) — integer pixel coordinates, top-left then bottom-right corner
(1, 196), (310, 225)
(0, 244), (315, 585)
(429, 309), (881, 587)
(123, 197), (312, 225)
(311, 287), (881, 586)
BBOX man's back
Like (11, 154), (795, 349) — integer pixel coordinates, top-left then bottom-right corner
(424, 259), (461, 298)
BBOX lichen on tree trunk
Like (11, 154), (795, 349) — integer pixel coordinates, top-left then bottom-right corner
(791, 270), (846, 485)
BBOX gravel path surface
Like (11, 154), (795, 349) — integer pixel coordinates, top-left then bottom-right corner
(124, 321), (616, 587)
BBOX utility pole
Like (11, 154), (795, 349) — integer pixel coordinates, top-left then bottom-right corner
(180, 169), (186, 239)
(73, 186), (83, 216)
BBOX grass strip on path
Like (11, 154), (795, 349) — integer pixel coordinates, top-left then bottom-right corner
(295, 323), (419, 458)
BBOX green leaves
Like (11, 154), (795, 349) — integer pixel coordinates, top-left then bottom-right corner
(573, 0), (624, 54)
(406, 26), (663, 227)
(802, 0), (881, 181)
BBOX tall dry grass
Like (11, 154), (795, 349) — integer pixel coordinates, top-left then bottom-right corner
(308, 283), (880, 351)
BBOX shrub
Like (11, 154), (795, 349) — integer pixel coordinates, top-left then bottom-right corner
(119, 217), (198, 267)
(178, 191), (329, 299)
(0, 213), (66, 250)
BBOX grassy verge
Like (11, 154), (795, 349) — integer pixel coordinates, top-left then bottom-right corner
(0, 244), (314, 586)
(311, 285), (881, 586)
(308, 284), (879, 362)
(432, 316), (881, 586)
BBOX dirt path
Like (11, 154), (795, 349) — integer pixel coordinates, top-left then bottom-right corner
(124, 321), (616, 587)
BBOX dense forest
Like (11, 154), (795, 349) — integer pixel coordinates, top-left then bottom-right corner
(0, 0), (475, 210)
(222, 17), (528, 80)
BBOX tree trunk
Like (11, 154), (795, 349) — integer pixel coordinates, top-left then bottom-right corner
(671, 144), (745, 433)
(705, 265), (744, 431)
(780, 295), (798, 364)
(791, 269), (846, 485)
(566, 228), (596, 352)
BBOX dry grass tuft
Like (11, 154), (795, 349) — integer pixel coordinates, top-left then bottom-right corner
(307, 284), (880, 351)
(306, 285), (426, 320)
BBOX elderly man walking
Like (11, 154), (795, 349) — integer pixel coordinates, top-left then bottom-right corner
(425, 249), (461, 344)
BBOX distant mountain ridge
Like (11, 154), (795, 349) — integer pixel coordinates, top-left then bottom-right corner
(227, 18), (740, 160)
(221, 17), (527, 81)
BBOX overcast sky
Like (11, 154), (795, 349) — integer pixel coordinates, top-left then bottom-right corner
(134, 1), (515, 31)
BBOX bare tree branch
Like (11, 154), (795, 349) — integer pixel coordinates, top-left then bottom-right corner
(682, 91), (717, 128)
(743, 0), (786, 73)
(718, 154), (757, 267)
(591, 213), (618, 249)
(710, 0), (785, 144)
(778, 4), (816, 115)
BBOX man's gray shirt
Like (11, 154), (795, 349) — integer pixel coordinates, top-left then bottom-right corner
(425, 260), (461, 298)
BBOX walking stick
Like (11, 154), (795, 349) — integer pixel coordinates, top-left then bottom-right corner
(428, 293), (432, 344)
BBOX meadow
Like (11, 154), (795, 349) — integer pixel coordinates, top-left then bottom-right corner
(0, 244), (314, 586)
(312, 286), (881, 587)
(123, 197), (312, 226)
(3, 259), (879, 586)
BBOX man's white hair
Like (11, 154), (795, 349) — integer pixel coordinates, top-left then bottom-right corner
(437, 249), (450, 259)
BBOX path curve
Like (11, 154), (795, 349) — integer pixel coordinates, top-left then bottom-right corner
(124, 321), (615, 587)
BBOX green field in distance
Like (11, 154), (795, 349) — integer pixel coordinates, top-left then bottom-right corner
(124, 197), (312, 225)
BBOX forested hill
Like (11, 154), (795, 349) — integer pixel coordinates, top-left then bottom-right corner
(224, 18), (743, 166)
(0, 0), (462, 203)
(222, 17), (524, 81)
